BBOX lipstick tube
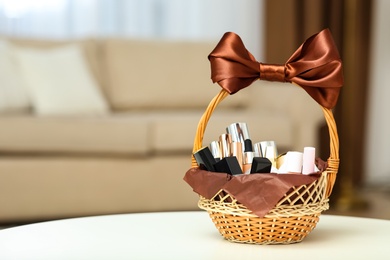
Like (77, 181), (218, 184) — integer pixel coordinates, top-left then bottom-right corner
(226, 122), (250, 150)
(209, 141), (221, 160)
(243, 151), (254, 174)
(253, 142), (263, 157)
(230, 141), (243, 171)
(219, 134), (231, 158)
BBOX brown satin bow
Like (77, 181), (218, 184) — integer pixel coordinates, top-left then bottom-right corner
(208, 29), (343, 109)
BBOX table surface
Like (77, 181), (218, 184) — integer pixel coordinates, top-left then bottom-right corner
(0, 211), (389, 260)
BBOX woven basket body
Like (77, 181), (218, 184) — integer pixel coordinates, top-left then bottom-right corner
(199, 172), (329, 244)
(191, 88), (339, 245)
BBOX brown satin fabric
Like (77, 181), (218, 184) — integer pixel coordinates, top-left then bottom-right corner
(208, 29), (343, 109)
(183, 168), (232, 199)
(184, 167), (321, 218)
(184, 158), (327, 217)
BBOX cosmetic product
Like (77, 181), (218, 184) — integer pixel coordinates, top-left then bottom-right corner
(193, 147), (217, 171)
(265, 145), (276, 168)
(302, 147), (316, 175)
(279, 151), (303, 174)
(275, 152), (287, 169)
(219, 134), (231, 158)
(243, 151), (255, 174)
(253, 142), (263, 157)
(226, 122), (250, 150)
(209, 141), (221, 161)
(259, 141), (278, 159)
(244, 139), (253, 152)
(250, 157), (272, 174)
(230, 141), (243, 171)
(258, 141), (278, 167)
(242, 138), (254, 174)
(214, 156), (243, 175)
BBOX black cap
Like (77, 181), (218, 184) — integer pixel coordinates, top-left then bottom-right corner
(214, 157), (243, 175)
(193, 147), (217, 171)
(244, 139), (253, 152)
(250, 157), (272, 174)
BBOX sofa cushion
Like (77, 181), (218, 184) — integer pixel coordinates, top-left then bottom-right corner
(101, 39), (248, 110)
(0, 116), (150, 155)
(0, 155), (198, 222)
(0, 40), (31, 113)
(13, 44), (109, 116)
(0, 110), (293, 156)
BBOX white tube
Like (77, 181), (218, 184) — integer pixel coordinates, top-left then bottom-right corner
(302, 147), (316, 175)
(279, 151), (303, 174)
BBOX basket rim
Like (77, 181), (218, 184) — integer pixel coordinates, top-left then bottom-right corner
(198, 171), (330, 218)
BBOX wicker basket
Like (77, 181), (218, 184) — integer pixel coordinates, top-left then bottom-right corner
(190, 87), (339, 245)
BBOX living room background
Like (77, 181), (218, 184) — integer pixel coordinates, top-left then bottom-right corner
(2, 0), (390, 187)
(0, 0), (263, 59)
(1, 0), (389, 224)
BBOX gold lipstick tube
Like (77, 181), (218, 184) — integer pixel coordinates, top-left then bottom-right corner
(230, 141), (243, 171)
(219, 134), (231, 158)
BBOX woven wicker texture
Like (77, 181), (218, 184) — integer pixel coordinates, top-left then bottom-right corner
(208, 212), (321, 244)
(191, 86), (339, 245)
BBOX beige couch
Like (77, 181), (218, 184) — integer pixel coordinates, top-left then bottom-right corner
(0, 37), (324, 223)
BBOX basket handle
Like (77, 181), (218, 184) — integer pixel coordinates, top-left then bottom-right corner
(190, 86), (339, 198)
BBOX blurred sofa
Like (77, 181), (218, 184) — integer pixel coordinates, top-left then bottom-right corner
(0, 36), (324, 223)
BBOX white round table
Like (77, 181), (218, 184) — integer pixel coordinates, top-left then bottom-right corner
(0, 211), (389, 259)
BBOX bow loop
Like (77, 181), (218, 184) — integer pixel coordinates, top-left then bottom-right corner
(208, 29), (343, 109)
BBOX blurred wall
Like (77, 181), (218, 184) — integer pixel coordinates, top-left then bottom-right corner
(264, 1), (375, 198)
(365, 0), (390, 185)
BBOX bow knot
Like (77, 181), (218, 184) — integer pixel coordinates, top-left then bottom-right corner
(208, 29), (343, 109)
(259, 63), (286, 82)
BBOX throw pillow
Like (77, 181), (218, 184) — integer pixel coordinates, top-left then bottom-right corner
(0, 40), (31, 113)
(13, 44), (109, 116)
